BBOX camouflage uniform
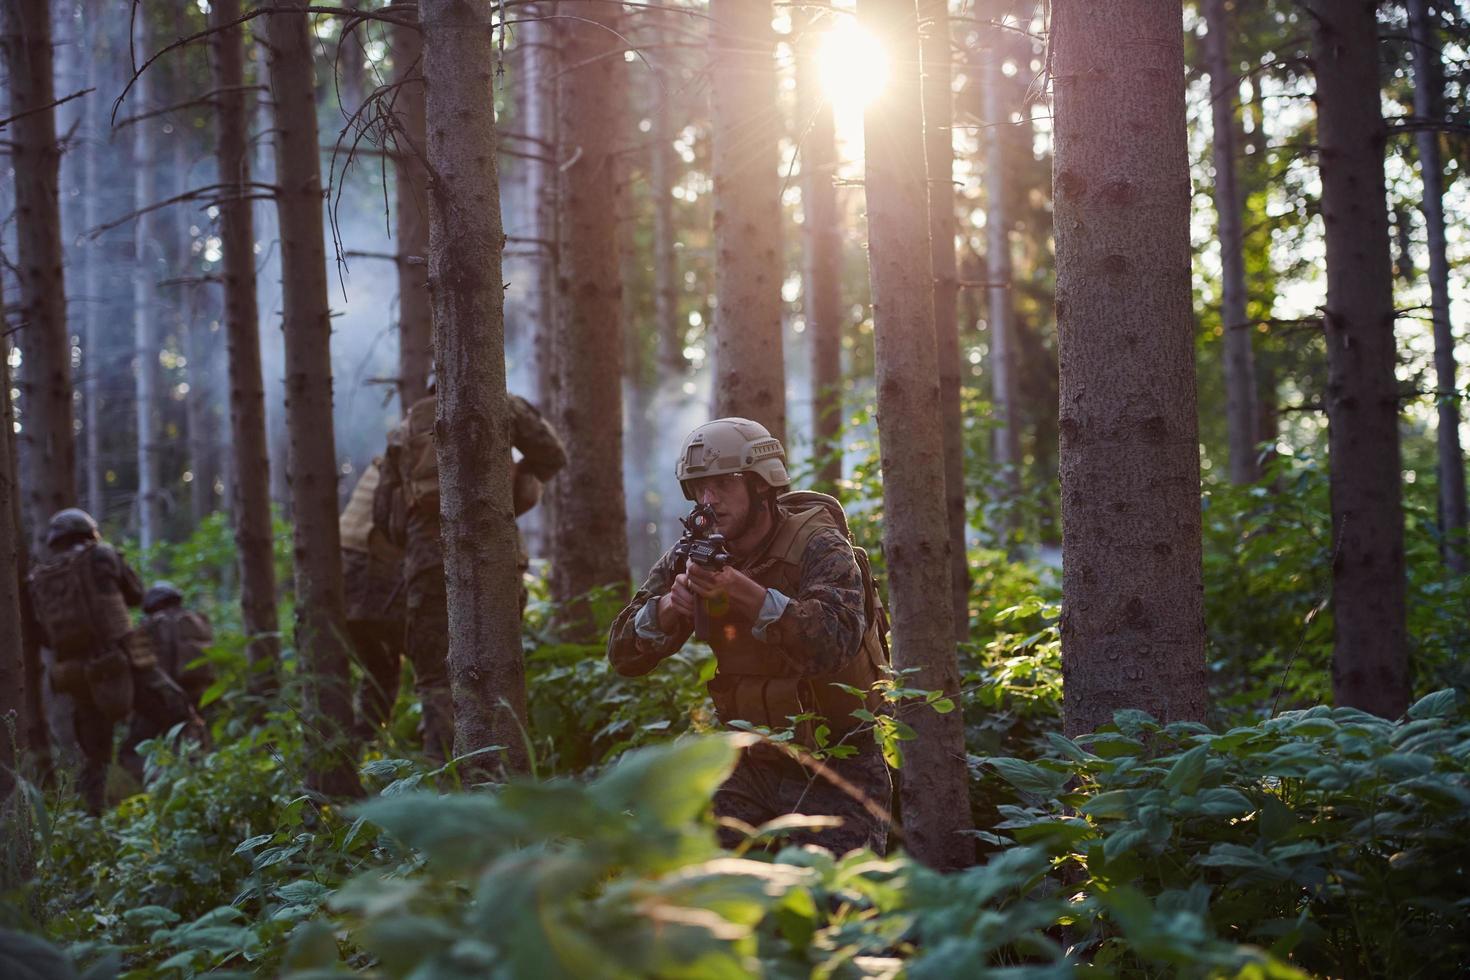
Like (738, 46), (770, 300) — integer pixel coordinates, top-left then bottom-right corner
(340, 459), (407, 737)
(27, 521), (193, 814)
(120, 586), (216, 779)
(607, 501), (892, 854)
(376, 393), (567, 760)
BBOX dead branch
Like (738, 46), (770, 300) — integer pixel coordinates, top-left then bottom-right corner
(0, 88), (96, 130)
(113, 4), (419, 126)
(89, 182), (279, 238)
(113, 86), (270, 130)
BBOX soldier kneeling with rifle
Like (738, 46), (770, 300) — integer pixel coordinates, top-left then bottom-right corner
(607, 419), (892, 854)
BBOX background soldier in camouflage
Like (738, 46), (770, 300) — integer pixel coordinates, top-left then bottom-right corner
(339, 457), (407, 741)
(607, 419), (892, 854)
(26, 510), (195, 814)
(120, 581), (215, 778)
(376, 391), (566, 761)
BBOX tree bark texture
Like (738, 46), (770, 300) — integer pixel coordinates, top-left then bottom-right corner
(1308, 0), (1409, 718)
(338, 0), (369, 114)
(921, 0), (968, 637)
(522, 1), (558, 562)
(173, 63), (216, 524)
(392, 7), (433, 411)
(1051, 0), (1207, 737)
(420, 0), (529, 776)
(1408, 0), (1466, 573)
(651, 25), (685, 374)
(1, 303), (26, 798)
(212, 0), (281, 691)
(2, 0), (76, 551)
(80, 1), (104, 519)
(860, 0), (971, 872)
(795, 9), (843, 492)
(709, 0), (786, 443)
(133, 11), (163, 554)
(1203, 0), (1260, 486)
(981, 43), (1021, 523)
(266, 2), (361, 794)
(549, 0), (630, 635)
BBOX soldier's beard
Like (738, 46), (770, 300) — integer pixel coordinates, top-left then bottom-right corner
(720, 485), (772, 555)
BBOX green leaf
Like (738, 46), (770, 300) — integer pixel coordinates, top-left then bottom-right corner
(1162, 745), (1208, 796)
(1080, 790), (1135, 820)
(122, 905), (182, 930)
(984, 757), (1069, 797)
(232, 833), (275, 855)
(0, 929), (80, 980)
(1407, 689), (1460, 720)
(1043, 732), (1093, 762)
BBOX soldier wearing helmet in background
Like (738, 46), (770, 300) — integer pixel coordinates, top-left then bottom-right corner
(606, 418), (893, 855)
(339, 457), (407, 741)
(118, 581), (217, 778)
(375, 390), (567, 761)
(26, 509), (197, 814)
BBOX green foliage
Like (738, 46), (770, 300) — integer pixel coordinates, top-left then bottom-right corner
(1202, 453), (1470, 720)
(977, 691), (1470, 977)
(525, 642), (718, 774)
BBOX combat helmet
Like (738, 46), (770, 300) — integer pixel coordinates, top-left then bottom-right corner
(675, 418), (789, 501)
(45, 508), (100, 548)
(143, 581), (185, 614)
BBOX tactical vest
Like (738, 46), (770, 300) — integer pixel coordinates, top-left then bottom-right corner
(398, 396), (440, 514)
(704, 497), (889, 745)
(340, 458), (404, 563)
(28, 543), (134, 660)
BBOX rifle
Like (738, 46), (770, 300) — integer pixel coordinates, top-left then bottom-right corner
(672, 502), (730, 641)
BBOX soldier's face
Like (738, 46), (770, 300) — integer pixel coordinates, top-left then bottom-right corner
(690, 474), (757, 537)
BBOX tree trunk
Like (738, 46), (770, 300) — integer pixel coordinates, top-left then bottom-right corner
(548, 1), (630, 636)
(795, 9), (843, 492)
(171, 65), (215, 525)
(1052, 0), (1206, 737)
(1203, 0), (1260, 486)
(650, 25), (685, 374)
(133, 11), (164, 554)
(419, 0), (527, 776)
(919, 0), (968, 636)
(80, 1), (104, 519)
(338, 0), (368, 114)
(1408, 0), (1466, 573)
(522, 1), (558, 563)
(980, 40), (1021, 537)
(211, 0), (282, 692)
(391, 5), (433, 411)
(709, 0), (786, 442)
(1, 292), (26, 801)
(2, 0), (76, 551)
(1308, 0), (1409, 718)
(860, 0), (971, 872)
(265, 2), (360, 794)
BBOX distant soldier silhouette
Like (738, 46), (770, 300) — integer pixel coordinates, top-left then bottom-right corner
(376, 390), (566, 760)
(27, 510), (196, 813)
(119, 582), (216, 776)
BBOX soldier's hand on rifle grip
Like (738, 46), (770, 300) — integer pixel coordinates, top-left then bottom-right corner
(658, 573), (698, 633)
(686, 563), (768, 622)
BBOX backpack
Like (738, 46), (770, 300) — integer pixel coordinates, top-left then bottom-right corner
(27, 543), (132, 660)
(777, 490), (891, 659)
